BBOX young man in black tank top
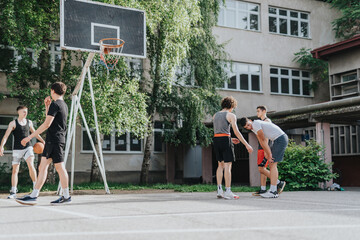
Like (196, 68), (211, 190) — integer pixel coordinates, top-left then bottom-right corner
(213, 96), (253, 200)
(16, 82), (70, 205)
(0, 106), (45, 199)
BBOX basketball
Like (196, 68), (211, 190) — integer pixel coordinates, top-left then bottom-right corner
(33, 142), (44, 154)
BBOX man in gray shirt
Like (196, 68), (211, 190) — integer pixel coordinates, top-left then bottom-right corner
(240, 117), (288, 198)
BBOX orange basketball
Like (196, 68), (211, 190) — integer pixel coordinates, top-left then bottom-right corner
(33, 142), (44, 154)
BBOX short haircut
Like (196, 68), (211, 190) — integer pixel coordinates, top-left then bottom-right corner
(221, 96), (237, 109)
(257, 105), (267, 112)
(16, 105), (27, 111)
(239, 117), (249, 127)
(51, 82), (67, 96)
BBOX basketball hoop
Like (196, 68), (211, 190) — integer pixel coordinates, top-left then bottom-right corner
(99, 38), (125, 71)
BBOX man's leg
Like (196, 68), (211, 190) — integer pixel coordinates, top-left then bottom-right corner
(224, 162), (232, 188)
(15, 157), (51, 205)
(33, 157), (52, 191)
(51, 162), (71, 204)
(260, 172), (267, 187)
(269, 162), (278, 187)
(216, 161), (224, 186)
(223, 162), (238, 199)
(8, 164), (20, 198)
(216, 161), (225, 198)
(54, 162), (69, 192)
(25, 156), (37, 188)
(11, 164), (20, 191)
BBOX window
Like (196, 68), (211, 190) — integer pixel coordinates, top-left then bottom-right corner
(270, 67), (311, 96)
(0, 43), (60, 72)
(154, 121), (165, 152)
(0, 116), (15, 152)
(218, 0), (260, 31)
(330, 71), (359, 100)
(331, 125), (360, 156)
(223, 62), (261, 92)
(0, 46), (37, 71)
(48, 42), (62, 73)
(269, 7), (310, 38)
(82, 129), (142, 153)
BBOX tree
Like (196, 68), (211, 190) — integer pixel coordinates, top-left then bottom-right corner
(105, 0), (228, 184)
(327, 0), (360, 39)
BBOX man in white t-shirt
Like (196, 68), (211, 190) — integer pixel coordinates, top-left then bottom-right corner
(240, 117), (288, 198)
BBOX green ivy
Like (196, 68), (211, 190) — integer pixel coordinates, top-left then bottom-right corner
(279, 140), (338, 190)
(293, 48), (328, 90)
(327, 0), (360, 39)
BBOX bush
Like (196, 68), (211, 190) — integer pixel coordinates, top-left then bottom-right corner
(278, 140), (337, 190)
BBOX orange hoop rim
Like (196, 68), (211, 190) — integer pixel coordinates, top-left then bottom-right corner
(99, 38), (125, 49)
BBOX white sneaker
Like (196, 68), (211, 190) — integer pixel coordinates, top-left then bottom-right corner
(217, 188), (224, 198)
(7, 192), (16, 199)
(260, 190), (279, 198)
(224, 191), (239, 200)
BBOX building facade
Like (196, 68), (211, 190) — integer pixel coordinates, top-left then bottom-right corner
(2, 0), (358, 186)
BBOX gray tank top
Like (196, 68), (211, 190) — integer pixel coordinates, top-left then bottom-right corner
(213, 111), (230, 134)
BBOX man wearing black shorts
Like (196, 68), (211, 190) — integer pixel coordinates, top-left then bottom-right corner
(213, 96), (253, 200)
(16, 82), (70, 205)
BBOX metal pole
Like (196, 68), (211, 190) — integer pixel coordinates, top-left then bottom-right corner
(57, 53), (94, 194)
(87, 69), (108, 184)
(78, 104), (110, 193)
(70, 110), (76, 194)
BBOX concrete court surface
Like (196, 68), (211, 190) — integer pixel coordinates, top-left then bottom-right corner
(0, 190), (360, 240)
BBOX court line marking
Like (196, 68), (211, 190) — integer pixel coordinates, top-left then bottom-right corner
(0, 199), (97, 219)
(259, 197), (360, 208)
(2, 199), (360, 220)
(1, 224), (360, 238)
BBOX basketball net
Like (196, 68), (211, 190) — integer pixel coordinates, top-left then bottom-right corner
(99, 38), (125, 71)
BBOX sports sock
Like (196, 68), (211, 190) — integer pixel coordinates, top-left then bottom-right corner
(225, 187), (231, 192)
(63, 188), (70, 199)
(260, 186), (266, 191)
(30, 189), (39, 198)
(270, 185), (277, 192)
(33, 182), (36, 189)
(277, 179), (280, 184)
(218, 184), (222, 190)
(11, 187), (17, 193)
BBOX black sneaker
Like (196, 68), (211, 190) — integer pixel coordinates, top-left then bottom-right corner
(277, 181), (286, 194)
(16, 195), (38, 206)
(51, 196), (72, 205)
(252, 189), (267, 196)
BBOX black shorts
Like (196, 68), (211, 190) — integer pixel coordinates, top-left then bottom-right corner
(213, 137), (235, 163)
(42, 142), (65, 164)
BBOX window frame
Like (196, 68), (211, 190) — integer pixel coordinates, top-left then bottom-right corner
(222, 62), (262, 93)
(268, 6), (310, 39)
(81, 128), (143, 154)
(218, 0), (261, 32)
(0, 115), (16, 153)
(270, 66), (312, 97)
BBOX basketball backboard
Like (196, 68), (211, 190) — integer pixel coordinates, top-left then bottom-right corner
(60, 0), (146, 58)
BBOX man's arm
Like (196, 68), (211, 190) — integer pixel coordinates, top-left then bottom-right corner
(0, 121), (15, 156)
(29, 121), (45, 144)
(21, 116), (54, 146)
(256, 129), (273, 162)
(228, 113), (253, 153)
